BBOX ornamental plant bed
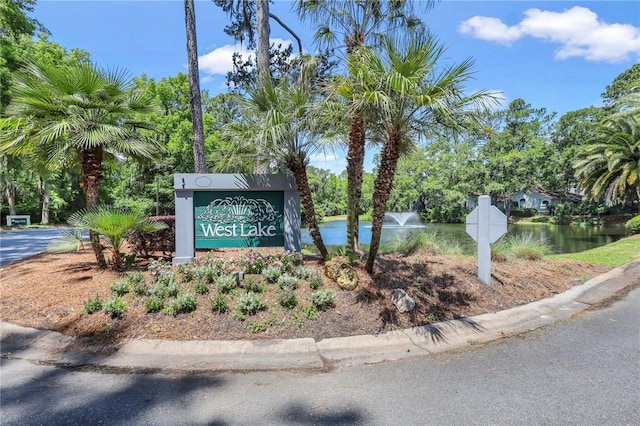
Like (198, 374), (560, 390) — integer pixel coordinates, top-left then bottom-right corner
(0, 246), (610, 355)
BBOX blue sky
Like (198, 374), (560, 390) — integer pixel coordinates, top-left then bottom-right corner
(31, 1), (640, 173)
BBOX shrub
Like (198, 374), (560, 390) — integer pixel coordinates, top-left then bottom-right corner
(195, 264), (218, 284)
(151, 280), (179, 299)
(216, 274), (238, 293)
(510, 208), (537, 218)
(309, 276), (323, 290)
(126, 272), (148, 296)
(103, 297), (126, 318)
(145, 296), (164, 313)
(110, 280), (129, 296)
(626, 215), (640, 235)
(129, 215), (175, 258)
(194, 282), (209, 295)
(83, 296), (103, 314)
(263, 265), (283, 283)
(178, 263), (197, 282)
(238, 250), (265, 274)
(244, 278), (265, 294)
(530, 216), (551, 223)
(278, 289), (298, 309)
(131, 282), (149, 296)
(277, 250), (303, 271)
(236, 292), (266, 315)
(277, 274), (299, 290)
(248, 319), (274, 333)
(304, 305), (318, 319)
(293, 265), (316, 280)
(67, 207), (167, 270)
(148, 259), (172, 275)
(312, 290), (335, 310)
(202, 256), (236, 276)
(169, 291), (197, 315)
(211, 294), (229, 313)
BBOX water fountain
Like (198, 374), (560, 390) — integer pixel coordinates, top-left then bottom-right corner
(383, 212), (425, 227)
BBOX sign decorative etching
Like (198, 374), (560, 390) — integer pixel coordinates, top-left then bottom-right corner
(194, 191), (284, 248)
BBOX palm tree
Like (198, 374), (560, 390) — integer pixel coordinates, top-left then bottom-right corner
(67, 206), (168, 270)
(345, 33), (496, 273)
(574, 114), (640, 205)
(0, 59), (163, 268)
(224, 57), (329, 259)
(297, 0), (434, 255)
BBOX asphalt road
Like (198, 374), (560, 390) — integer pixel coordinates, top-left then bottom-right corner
(0, 228), (72, 267)
(2, 286), (638, 425)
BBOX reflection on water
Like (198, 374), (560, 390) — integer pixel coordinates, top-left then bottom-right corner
(301, 220), (628, 254)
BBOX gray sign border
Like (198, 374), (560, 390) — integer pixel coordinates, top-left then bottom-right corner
(173, 173), (301, 266)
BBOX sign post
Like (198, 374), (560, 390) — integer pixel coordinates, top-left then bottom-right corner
(465, 195), (507, 285)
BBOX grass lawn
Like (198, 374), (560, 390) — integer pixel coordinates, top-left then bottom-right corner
(322, 215), (371, 222)
(550, 235), (640, 268)
(323, 215), (347, 222)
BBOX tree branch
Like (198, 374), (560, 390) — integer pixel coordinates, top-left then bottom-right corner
(269, 13), (302, 54)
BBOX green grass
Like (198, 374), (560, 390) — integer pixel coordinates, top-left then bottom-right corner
(381, 229), (468, 256)
(491, 232), (552, 261)
(321, 214), (369, 222)
(550, 236), (640, 268)
(322, 215), (347, 222)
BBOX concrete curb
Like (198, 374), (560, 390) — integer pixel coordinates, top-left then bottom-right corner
(2, 260), (639, 371)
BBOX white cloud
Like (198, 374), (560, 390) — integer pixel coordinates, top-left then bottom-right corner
(198, 44), (253, 75)
(458, 6), (640, 62)
(309, 151), (346, 174)
(458, 16), (522, 44)
(198, 38), (294, 76)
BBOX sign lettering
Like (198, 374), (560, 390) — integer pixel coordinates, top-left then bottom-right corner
(194, 192), (284, 248)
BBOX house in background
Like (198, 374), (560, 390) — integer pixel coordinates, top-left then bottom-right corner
(508, 189), (581, 214)
(466, 189), (582, 215)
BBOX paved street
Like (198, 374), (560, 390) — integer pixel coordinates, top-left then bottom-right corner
(2, 286), (638, 425)
(0, 228), (69, 266)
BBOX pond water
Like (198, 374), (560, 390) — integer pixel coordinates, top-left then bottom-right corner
(301, 220), (628, 254)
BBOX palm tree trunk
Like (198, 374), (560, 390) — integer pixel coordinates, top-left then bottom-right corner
(288, 155), (328, 260)
(366, 135), (401, 273)
(346, 110), (365, 255)
(184, 0), (207, 173)
(82, 146), (108, 269)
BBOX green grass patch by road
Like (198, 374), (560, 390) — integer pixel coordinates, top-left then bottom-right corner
(550, 236), (640, 268)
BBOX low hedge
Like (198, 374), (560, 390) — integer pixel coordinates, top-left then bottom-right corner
(511, 208), (538, 218)
(129, 215), (175, 257)
(625, 215), (640, 235)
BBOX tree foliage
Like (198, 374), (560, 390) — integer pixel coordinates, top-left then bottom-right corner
(574, 114), (640, 205)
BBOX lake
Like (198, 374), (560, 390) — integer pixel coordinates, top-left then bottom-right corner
(301, 220), (628, 254)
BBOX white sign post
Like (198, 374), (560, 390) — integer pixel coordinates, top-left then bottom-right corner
(466, 195), (508, 285)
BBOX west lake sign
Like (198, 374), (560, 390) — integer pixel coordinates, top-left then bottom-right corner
(173, 174), (301, 265)
(194, 191), (285, 248)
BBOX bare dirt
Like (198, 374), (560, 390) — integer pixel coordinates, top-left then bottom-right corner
(0, 247), (610, 354)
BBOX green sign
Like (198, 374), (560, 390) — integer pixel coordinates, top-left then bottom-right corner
(194, 191), (285, 248)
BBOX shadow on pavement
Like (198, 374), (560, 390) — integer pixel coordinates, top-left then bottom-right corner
(277, 400), (369, 425)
